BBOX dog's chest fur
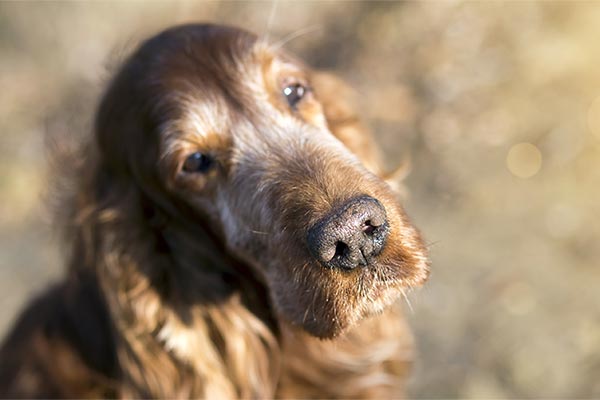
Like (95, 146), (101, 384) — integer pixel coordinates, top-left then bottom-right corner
(93, 251), (410, 398)
(115, 297), (413, 399)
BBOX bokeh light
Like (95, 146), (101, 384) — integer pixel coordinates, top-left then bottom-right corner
(506, 142), (543, 178)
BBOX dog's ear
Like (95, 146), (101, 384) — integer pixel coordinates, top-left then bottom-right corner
(311, 72), (382, 175)
(311, 72), (410, 194)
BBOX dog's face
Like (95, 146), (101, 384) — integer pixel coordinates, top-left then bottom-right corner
(96, 24), (428, 338)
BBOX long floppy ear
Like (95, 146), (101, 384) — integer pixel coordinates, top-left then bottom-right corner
(311, 72), (410, 193)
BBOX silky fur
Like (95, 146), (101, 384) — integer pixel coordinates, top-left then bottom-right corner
(0, 24), (428, 398)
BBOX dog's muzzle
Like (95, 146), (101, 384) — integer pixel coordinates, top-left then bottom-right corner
(306, 195), (390, 271)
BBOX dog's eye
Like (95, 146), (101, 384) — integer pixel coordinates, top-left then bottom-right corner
(182, 152), (213, 173)
(283, 83), (306, 108)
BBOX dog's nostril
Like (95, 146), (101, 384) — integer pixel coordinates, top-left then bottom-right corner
(306, 195), (390, 271)
(333, 241), (350, 260)
(362, 220), (376, 236)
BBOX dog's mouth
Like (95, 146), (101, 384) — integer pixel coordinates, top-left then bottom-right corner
(229, 174), (428, 338)
(276, 259), (417, 339)
(264, 195), (428, 339)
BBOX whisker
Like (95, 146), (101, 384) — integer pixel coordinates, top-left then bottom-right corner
(263, 0), (279, 43)
(426, 240), (441, 249)
(271, 25), (323, 52)
(400, 288), (414, 314)
(236, 222), (271, 236)
(302, 306), (310, 324)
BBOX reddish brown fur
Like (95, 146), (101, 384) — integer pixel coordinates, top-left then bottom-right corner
(0, 24), (428, 398)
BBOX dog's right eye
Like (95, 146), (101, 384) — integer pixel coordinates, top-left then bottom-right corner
(283, 83), (307, 109)
(182, 152), (213, 173)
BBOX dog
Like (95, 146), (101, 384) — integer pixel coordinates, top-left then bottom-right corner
(0, 23), (429, 398)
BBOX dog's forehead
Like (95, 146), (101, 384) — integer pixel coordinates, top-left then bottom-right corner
(163, 30), (276, 89)
(144, 25), (312, 157)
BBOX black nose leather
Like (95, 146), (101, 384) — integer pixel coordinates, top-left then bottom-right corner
(307, 196), (390, 270)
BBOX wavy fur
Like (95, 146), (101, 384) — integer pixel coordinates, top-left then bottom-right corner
(0, 24), (428, 399)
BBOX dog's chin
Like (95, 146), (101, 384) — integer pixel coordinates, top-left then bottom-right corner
(300, 283), (403, 339)
(270, 259), (422, 340)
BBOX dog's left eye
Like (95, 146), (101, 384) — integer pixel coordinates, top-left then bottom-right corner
(182, 152), (213, 173)
(283, 83), (306, 108)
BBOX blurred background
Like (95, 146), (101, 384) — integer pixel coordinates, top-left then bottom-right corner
(1, 1), (599, 397)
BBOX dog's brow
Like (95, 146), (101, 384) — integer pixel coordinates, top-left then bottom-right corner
(186, 101), (228, 138)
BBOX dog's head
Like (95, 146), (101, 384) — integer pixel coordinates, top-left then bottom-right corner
(96, 24), (428, 338)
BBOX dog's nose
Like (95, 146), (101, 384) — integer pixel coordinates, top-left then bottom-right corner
(307, 196), (390, 270)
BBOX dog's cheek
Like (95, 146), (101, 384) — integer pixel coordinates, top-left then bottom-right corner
(363, 185), (429, 285)
(377, 235), (430, 287)
(384, 208), (429, 286)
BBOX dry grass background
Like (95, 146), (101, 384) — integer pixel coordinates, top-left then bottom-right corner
(1, 2), (600, 397)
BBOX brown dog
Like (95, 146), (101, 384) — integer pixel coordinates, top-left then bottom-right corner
(0, 24), (429, 398)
